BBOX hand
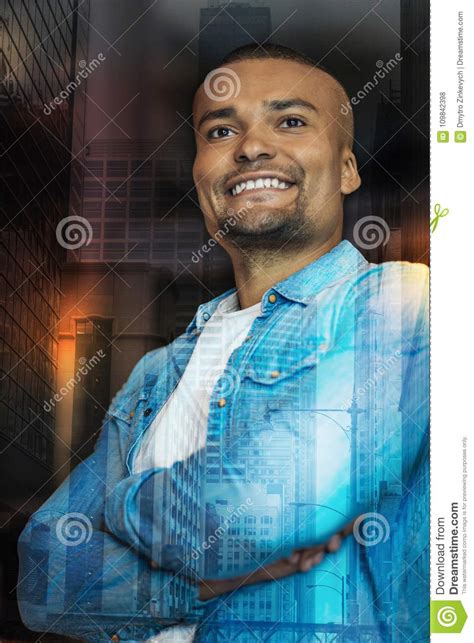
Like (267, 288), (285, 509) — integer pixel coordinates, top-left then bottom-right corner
(285, 517), (355, 572)
(198, 517), (356, 601)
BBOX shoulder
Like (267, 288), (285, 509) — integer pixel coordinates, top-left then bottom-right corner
(361, 261), (429, 350)
(108, 345), (166, 412)
(109, 328), (194, 411)
(356, 260), (428, 296)
(349, 260), (429, 317)
(329, 260), (428, 348)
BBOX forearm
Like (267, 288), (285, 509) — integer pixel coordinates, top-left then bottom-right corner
(104, 470), (286, 606)
(198, 559), (299, 601)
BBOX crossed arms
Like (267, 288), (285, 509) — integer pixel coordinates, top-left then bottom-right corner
(17, 357), (350, 642)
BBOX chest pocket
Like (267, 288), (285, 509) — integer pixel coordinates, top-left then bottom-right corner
(241, 341), (328, 386)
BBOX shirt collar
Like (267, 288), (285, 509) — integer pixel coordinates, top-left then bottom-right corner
(192, 287), (237, 332)
(190, 240), (367, 331)
(270, 240), (368, 305)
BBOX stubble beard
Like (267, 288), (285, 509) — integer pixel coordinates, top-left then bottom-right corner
(213, 189), (311, 254)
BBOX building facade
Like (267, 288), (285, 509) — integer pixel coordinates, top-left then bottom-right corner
(0, 0), (89, 635)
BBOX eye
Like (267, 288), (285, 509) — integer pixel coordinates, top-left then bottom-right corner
(280, 117), (306, 128)
(208, 126), (236, 139)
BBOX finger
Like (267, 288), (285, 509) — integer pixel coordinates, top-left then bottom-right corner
(300, 551), (325, 572)
(325, 534), (342, 553)
(296, 550), (311, 572)
(288, 551), (301, 565)
(299, 550), (324, 572)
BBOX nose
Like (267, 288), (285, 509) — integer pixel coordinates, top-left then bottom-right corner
(234, 130), (277, 164)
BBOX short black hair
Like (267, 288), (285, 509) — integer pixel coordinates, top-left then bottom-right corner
(198, 42), (354, 148)
(221, 42), (323, 69)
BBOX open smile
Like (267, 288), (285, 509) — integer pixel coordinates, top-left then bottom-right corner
(225, 173), (296, 198)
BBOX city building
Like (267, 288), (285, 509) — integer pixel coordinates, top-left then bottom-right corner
(204, 483), (287, 639)
(54, 133), (206, 479)
(198, 1), (272, 81)
(0, 0), (90, 636)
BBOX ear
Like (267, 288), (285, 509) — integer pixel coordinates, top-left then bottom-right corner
(341, 150), (361, 195)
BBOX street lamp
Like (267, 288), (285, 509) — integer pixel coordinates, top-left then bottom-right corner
(263, 404), (355, 442)
(264, 399), (365, 625)
(308, 568), (345, 625)
(289, 501), (348, 520)
(289, 501), (348, 627)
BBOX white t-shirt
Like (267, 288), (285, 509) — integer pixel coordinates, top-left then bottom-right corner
(134, 292), (261, 642)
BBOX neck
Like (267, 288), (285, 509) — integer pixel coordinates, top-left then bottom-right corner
(230, 232), (342, 309)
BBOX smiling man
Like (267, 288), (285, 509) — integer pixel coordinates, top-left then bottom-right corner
(192, 48), (360, 311)
(18, 45), (429, 642)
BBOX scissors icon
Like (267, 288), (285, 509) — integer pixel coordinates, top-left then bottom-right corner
(430, 203), (449, 233)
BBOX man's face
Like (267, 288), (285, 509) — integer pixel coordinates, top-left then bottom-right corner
(192, 58), (360, 252)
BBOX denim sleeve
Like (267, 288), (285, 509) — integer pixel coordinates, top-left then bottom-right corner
(16, 353), (209, 642)
(104, 464), (190, 572)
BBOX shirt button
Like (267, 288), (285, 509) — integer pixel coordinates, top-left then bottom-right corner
(111, 635), (120, 642)
(129, 410), (135, 419)
(143, 408), (152, 417)
(268, 293), (277, 304)
(149, 559), (160, 570)
(203, 312), (210, 321)
(217, 398), (227, 408)
(270, 370), (280, 378)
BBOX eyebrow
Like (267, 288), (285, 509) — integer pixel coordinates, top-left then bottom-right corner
(196, 98), (318, 129)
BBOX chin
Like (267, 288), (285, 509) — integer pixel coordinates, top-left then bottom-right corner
(225, 218), (308, 250)
(217, 207), (293, 229)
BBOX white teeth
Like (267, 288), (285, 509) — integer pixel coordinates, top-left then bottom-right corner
(230, 177), (293, 195)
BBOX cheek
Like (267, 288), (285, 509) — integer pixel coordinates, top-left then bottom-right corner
(192, 154), (205, 189)
(302, 148), (341, 192)
(193, 162), (213, 207)
(193, 147), (222, 195)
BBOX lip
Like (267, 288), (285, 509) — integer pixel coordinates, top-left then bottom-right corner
(224, 171), (296, 194)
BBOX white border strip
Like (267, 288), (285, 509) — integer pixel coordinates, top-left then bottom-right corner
(431, 0), (472, 638)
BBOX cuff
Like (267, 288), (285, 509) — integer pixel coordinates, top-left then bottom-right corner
(104, 467), (166, 557)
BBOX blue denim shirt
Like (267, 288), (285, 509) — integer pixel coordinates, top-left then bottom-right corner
(17, 240), (429, 642)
